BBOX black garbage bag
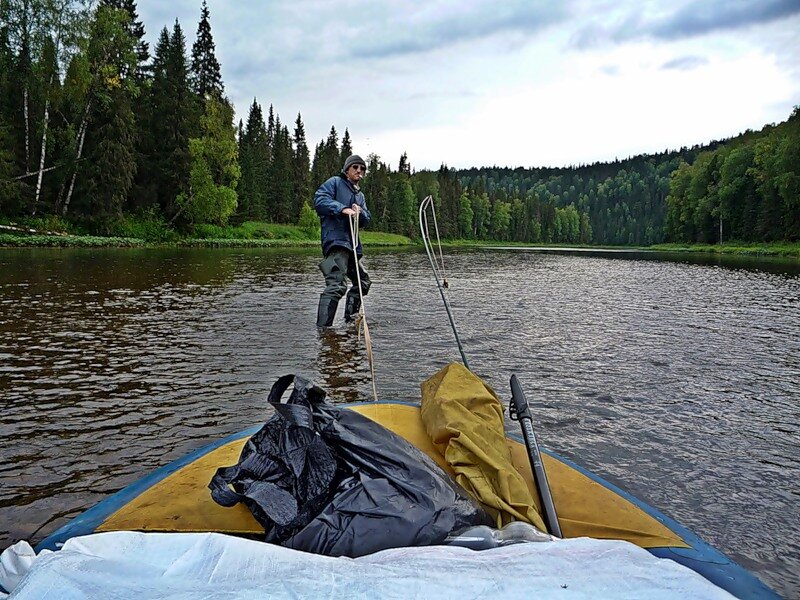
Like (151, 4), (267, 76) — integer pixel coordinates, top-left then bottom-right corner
(209, 374), (494, 557)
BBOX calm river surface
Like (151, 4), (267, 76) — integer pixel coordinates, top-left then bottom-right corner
(1, 247), (798, 596)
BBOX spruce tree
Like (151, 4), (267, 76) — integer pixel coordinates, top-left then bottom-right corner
(136, 26), (170, 211)
(99, 0), (149, 80)
(190, 0), (223, 98)
(266, 121), (293, 223)
(310, 128), (342, 190)
(310, 140), (326, 189)
(361, 154), (389, 228)
(292, 113), (310, 221)
(99, 1), (150, 213)
(323, 126), (339, 177)
(148, 21), (196, 219)
(0, 25), (24, 213)
(340, 128), (352, 163)
(398, 152), (411, 175)
(75, 4), (140, 225)
(0, 118), (23, 213)
(238, 98), (268, 220)
(266, 104), (275, 157)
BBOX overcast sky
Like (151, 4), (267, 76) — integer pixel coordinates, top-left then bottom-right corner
(137, 0), (800, 170)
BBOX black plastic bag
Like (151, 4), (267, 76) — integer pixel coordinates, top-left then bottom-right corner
(209, 374), (493, 557)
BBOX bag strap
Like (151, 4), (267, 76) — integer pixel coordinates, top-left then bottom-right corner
(208, 465), (245, 507)
(268, 374), (327, 406)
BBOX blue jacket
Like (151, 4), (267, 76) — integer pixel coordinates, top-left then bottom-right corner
(314, 174), (372, 257)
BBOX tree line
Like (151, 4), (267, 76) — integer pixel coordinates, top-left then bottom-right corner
(0, 1), (797, 245)
(664, 109), (799, 243)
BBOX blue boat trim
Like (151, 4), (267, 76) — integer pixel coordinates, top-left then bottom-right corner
(35, 399), (778, 598)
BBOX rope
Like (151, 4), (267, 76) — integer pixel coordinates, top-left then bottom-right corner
(419, 196), (470, 370)
(348, 212), (378, 401)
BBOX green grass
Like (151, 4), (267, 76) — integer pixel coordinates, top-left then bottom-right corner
(0, 233), (147, 247)
(650, 242), (800, 258)
(0, 218), (415, 248)
(1, 215), (794, 256)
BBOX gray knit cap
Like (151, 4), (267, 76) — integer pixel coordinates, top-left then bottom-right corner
(342, 154), (367, 172)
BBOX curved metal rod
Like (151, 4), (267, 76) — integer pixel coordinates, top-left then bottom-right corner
(419, 195), (470, 370)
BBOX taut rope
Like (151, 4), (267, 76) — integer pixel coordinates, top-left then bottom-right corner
(348, 212), (378, 401)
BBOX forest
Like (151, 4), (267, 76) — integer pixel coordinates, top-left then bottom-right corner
(1, 1), (798, 246)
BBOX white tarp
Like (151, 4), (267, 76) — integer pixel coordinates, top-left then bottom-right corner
(4, 531), (732, 599)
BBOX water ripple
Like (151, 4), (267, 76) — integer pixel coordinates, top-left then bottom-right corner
(0, 247), (798, 597)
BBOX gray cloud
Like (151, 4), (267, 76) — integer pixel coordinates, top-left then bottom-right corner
(573, 0), (800, 48)
(661, 55), (709, 70)
(346, 1), (569, 59)
(650, 0), (800, 40)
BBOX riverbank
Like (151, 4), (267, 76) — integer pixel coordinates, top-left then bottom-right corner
(0, 222), (414, 249)
(649, 242), (800, 258)
(1, 222), (797, 258)
(443, 239), (800, 258)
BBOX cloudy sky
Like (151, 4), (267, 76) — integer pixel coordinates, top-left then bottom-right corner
(137, 0), (800, 170)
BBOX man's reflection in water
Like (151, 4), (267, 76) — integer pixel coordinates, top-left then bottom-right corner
(316, 327), (372, 404)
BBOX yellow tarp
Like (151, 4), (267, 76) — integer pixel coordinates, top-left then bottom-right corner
(419, 363), (688, 548)
(421, 362), (548, 531)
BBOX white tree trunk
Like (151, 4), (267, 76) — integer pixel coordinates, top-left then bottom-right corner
(32, 76), (53, 215)
(62, 101), (90, 216)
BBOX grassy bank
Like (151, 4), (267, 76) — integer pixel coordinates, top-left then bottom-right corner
(441, 238), (800, 258)
(0, 220), (414, 248)
(649, 242), (800, 258)
(1, 218), (797, 257)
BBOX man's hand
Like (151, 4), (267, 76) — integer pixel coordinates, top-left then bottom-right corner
(342, 204), (361, 216)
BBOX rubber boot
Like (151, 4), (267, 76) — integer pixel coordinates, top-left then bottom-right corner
(316, 296), (340, 328)
(344, 294), (361, 323)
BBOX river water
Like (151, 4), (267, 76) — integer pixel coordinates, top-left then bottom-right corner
(1, 246), (798, 596)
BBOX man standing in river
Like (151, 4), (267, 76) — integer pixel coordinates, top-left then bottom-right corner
(314, 154), (372, 328)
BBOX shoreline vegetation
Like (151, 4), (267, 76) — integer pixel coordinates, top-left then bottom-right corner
(1, 221), (798, 258)
(2, 3), (798, 260)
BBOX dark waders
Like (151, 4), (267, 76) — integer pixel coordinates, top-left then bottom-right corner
(316, 247), (372, 328)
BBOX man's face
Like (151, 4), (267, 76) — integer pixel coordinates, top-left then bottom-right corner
(347, 164), (366, 184)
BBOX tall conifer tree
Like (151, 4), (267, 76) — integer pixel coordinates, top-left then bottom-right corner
(266, 120), (293, 223)
(310, 140), (325, 189)
(74, 4), (140, 224)
(292, 113), (310, 221)
(266, 104), (275, 157)
(190, 0), (223, 98)
(238, 98), (268, 219)
(340, 128), (352, 164)
(321, 126), (339, 179)
(99, 0), (149, 79)
(148, 21), (195, 218)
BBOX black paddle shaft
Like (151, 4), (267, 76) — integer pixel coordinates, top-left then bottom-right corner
(509, 375), (563, 538)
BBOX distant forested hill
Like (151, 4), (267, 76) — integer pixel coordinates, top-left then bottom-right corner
(450, 109), (798, 245)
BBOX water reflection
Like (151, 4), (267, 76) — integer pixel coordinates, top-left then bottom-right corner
(316, 327), (372, 404)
